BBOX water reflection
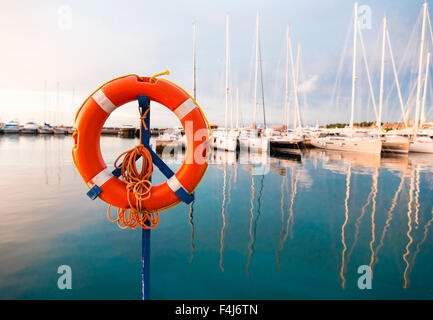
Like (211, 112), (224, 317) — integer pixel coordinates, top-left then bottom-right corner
(2, 136), (433, 299)
(219, 163), (227, 273)
(246, 174), (265, 277)
(339, 165), (351, 289)
(187, 201), (195, 264)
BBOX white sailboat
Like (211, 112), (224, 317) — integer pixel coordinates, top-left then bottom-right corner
(212, 14), (238, 152)
(376, 17), (409, 153)
(311, 3), (382, 154)
(269, 25), (304, 155)
(409, 2), (433, 153)
(239, 12), (269, 153)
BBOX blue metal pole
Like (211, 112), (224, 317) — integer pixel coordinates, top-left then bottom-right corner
(138, 95), (150, 300)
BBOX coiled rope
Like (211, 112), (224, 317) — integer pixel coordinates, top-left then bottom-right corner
(107, 106), (159, 230)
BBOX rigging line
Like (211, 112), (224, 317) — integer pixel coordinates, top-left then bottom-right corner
(329, 10), (353, 120)
(385, 27), (409, 128)
(381, 11), (421, 123)
(358, 22), (379, 121)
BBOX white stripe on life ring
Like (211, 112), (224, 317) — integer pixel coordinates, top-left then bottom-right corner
(92, 89), (118, 114)
(174, 98), (196, 120)
(87, 168), (113, 188)
(167, 175), (188, 193)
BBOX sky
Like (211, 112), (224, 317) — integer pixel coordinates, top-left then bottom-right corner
(0, 0), (430, 128)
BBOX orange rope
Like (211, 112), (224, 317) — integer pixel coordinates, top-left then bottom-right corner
(107, 107), (159, 230)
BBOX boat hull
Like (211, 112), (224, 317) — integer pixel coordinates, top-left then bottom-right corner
(270, 139), (303, 155)
(410, 139), (433, 153)
(310, 137), (382, 154)
(382, 136), (410, 154)
(21, 129), (38, 134)
(3, 127), (20, 134)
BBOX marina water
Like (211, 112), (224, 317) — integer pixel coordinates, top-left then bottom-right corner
(1, 135), (433, 299)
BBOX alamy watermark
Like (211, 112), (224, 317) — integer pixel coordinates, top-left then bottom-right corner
(57, 5), (72, 30)
(358, 5), (372, 30)
(357, 265), (372, 290)
(57, 265), (72, 290)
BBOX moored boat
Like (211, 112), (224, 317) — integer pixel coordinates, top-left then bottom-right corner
(381, 134), (410, 154)
(21, 122), (39, 134)
(53, 126), (69, 135)
(310, 136), (382, 154)
(409, 135), (433, 153)
(118, 125), (136, 138)
(38, 123), (54, 134)
(3, 121), (20, 134)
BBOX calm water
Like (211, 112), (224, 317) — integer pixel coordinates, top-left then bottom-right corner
(1, 135), (433, 299)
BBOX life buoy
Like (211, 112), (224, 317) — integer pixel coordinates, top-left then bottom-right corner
(72, 74), (210, 212)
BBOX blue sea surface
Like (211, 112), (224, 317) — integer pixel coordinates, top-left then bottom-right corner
(1, 135), (433, 299)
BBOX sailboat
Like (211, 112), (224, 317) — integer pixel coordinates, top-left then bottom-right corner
(212, 14), (239, 152)
(409, 2), (433, 153)
(310, 3), (382, 154)
(39, 81), (54, 134)
(269, 25), (305, 155)
(373, 17), (410, 153)
(239, 12), (269, 154)
(53, 82), (68, 135)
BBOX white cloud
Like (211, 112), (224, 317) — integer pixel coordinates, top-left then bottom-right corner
(298, 74), (318, 93)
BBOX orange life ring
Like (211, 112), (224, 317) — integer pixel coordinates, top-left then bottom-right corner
(72, 75), (209, 212)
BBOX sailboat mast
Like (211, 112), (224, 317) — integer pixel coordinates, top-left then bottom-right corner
(294, 43), (301, 130)
(44, 80), (47, 124)
(421, 52), (430, 128)
(193, 22), (197, 101)
(225, 14), (230, 131)
(288, 25), (298, 130)
(253, 12), (259, 129)
(386, 25), (408, 128)
(415, 2), (428, 132)
(236, 88), (240, 128)
(56, 81), (60, 126)
(284, 25), (290, 130)
(350, 2), (358, 131)
(377, 17), (387, 131)
(259, 33), (266, 129)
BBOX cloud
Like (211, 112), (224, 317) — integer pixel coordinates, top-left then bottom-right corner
(298, 74), (318, 93)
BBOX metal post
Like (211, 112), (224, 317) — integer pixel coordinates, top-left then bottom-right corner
(138, 95), (150, 300)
